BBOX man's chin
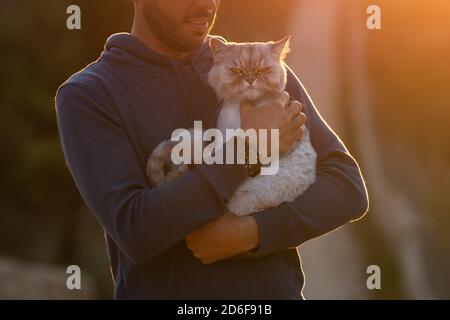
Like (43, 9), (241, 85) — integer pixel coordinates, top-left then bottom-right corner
(173, 31), (208, 52)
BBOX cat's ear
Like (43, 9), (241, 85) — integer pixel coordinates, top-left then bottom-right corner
(209, 37), (228, 56)
(271, 36), (291, 60)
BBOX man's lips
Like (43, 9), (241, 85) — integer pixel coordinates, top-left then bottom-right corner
(184, 17), (212, 33)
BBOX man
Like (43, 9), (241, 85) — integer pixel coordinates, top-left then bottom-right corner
(56, 0), (368, 299)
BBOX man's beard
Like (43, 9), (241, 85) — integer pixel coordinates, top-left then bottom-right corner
(143, 0), (216, 53)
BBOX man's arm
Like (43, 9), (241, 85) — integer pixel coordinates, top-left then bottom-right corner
(55, 82), (248, 264)
(185, 67), (369, 263)
(250, 67), (369, 256)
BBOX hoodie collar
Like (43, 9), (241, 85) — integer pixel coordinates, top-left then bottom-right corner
(100, 33), (223, 126)
(100, 32), (217, 72)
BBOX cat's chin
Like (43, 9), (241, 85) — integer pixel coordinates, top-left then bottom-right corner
(240, 88), (264, 101)
(221, 87), (265, 102)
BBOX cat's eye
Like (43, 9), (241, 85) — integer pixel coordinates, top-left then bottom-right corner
(256, 67), (271, 74)
(230, 67), (244, 75)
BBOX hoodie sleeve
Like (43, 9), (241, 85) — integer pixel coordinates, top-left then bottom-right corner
(55, 82), (248, 264)
(249, 67), (369, 257)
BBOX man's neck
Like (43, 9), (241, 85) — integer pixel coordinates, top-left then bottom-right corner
(131, 17), (192, 61)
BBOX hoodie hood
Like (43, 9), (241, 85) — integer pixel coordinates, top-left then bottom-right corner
(96, 33), (224, 128)
(100, 33), (217, 73)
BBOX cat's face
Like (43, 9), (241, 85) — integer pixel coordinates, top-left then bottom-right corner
(208, 37), (290, 101)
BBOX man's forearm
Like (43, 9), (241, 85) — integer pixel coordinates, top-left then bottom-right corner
(251, 149), (368, 256)
(56, 83), (249, 264)
(248, 67), (369, 256)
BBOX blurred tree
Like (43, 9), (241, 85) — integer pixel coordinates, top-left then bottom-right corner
(0, 0), (448, 299)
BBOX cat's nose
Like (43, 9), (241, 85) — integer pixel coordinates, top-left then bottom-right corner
(246, 77), (256, 85)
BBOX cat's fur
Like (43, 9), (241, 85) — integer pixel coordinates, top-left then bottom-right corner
(146, 37), (317, 216)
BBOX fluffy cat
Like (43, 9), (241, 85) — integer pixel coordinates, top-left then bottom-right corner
(146, 37), (317, 216)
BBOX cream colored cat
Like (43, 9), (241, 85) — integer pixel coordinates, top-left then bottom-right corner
(147, 37), (317, 216)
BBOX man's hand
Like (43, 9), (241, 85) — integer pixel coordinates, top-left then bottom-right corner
(240, 91), (306, 156)
(185, 212), (260, 264)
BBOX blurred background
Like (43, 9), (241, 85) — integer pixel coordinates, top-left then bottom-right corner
(0, 0), (449, 299)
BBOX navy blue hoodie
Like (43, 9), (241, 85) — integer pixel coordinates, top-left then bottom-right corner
(55, 33), (369, 299)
